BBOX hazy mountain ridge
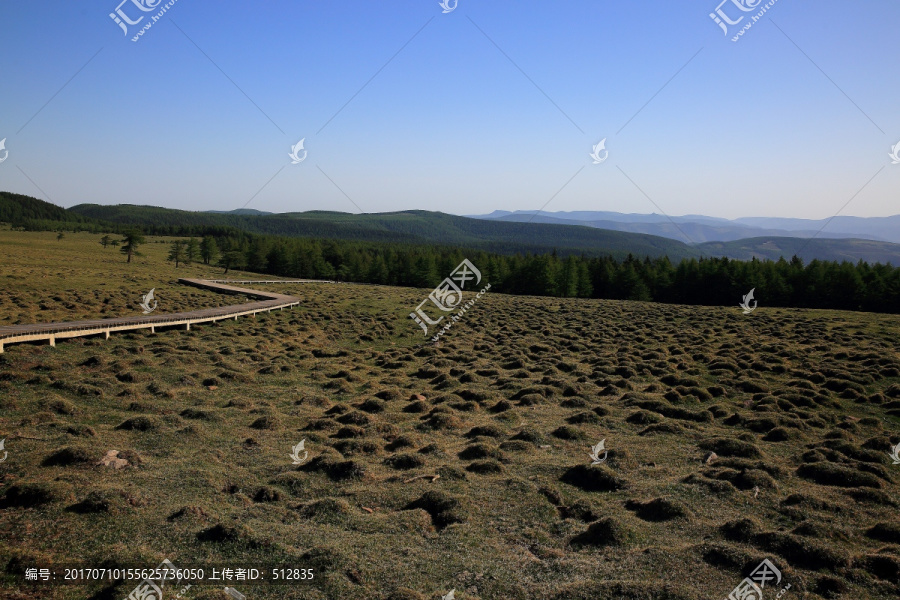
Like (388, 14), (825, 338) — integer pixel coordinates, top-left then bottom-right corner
(470, 210), (900, 244)
(63, 202), (698, 260)
(4, 193), (900, 264)
(696, 237), (900, 265)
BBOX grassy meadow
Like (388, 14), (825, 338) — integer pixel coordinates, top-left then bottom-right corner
(0, 229), (250, 325)
(1, 229), (899, 599)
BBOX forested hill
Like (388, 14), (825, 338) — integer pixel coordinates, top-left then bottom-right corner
(67, 203), (697, 260)
(0, 191), (90, 225)
(5, 192), (900, 265)
(2, 192), (900, 313)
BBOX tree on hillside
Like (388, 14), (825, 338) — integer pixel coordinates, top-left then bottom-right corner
(56, 232), (64, 242)
(120, 229), (145, 263)
(218, 250), (246, 275)
(167, 240), (186, 268)
(186, 237), (200, 264)
(100, 235), (111, 248)
(200, 236), (219, 265)
(247, 240), (269, 272)
(367, 254), (389, 284)
(411, 254), (439, 288)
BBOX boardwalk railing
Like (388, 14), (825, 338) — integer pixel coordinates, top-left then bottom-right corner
(0, 278), (305, 354)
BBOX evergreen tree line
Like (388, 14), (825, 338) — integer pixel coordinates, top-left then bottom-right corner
(147, 233), (900, 314)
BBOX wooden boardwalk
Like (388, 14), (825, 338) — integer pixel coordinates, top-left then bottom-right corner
(0, 278), (308, 354)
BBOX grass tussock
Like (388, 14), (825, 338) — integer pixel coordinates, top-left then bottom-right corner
(0, 229), (899, 598)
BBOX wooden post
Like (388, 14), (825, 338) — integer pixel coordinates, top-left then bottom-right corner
(105, 330), (110, 340)
(49, 335), (56, 348)
(150, 326), (156, 334)
(185, 323), (191, 331)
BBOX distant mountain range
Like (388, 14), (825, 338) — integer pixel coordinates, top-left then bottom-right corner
(469, 210), (900, 244)
(66, 202), (696, 261)
(697, 237), (900, 265)
(3, 191), (899, 265)
(206, 208), (273, 216)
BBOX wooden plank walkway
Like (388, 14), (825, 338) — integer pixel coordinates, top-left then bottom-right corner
(204, 279), (336, 284)
(0, 278), (308, 353)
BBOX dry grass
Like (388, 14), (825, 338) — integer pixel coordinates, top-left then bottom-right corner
(0, 229), (248, 324)
(0, 229), (899, 599)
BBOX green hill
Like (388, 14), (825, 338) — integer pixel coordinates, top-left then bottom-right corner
(7, 193), (900, 265)
(0, 191), (89, 226)
(67, 202), (698, 260)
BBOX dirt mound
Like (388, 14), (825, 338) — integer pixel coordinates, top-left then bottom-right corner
(796, 463), (882, 488)
(624, 497), (691, 522)
(115, 416), (161, 431)
(570, 517), (634, 548)
(41, 446), (93, 467)
(403, 491), (466, 530)
(1, 482), (66, 507)
(560, 464), (626, 492)
(698, 438), (761, 458)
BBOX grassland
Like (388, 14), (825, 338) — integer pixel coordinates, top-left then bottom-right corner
(0, 229), (251, 325)
(0, 230), (899, 600)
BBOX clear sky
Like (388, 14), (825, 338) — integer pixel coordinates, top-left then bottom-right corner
(1, 0), (898, 219)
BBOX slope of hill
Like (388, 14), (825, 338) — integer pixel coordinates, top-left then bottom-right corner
(697, 236), (900, 265)
(735, 214), (900, 243)
(6, 193), (899, 265)
(474, 211), (879, 244)
(206, 208), (273, 216)
(0, 191), (90, 226)
(67, 203), (698, 260)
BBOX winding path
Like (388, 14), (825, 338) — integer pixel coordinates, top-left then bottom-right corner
(0, 278), (327, 354)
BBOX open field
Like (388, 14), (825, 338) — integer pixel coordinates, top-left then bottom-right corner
(0, 230), (899, 599)
(0, 230), (252, 325)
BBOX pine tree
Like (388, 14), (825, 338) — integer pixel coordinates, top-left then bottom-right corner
(120, 229), (145, 263)
(200, 236), (219, 265)
(186, 237), (200, 264)
(167, 240), (186, 268)
(218, 250), (246, 275)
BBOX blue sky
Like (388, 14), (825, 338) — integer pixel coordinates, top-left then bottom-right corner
(1, 0), (898, 219)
